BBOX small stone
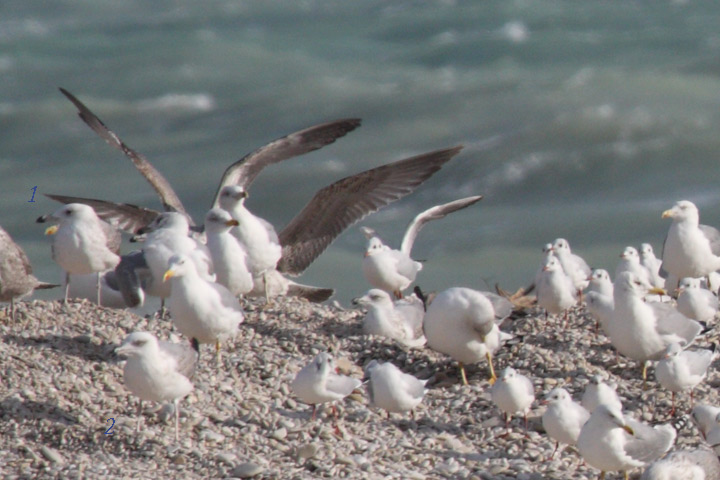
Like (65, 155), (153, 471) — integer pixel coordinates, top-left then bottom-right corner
(232, 462), (264, 478)
(40, 446), (64, 465)
(271, 427), (287, 441)
(296, 443), (318, 462)
(172, 454), (187, 465)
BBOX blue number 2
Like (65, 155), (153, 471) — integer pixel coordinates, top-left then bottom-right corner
(28, 186), (37, 203)
(104, 418), (115, 435)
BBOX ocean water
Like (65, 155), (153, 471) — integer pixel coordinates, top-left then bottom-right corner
(3, 0), (720, 308)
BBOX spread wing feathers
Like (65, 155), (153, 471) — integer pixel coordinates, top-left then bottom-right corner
(699, 224), (720, 256)
(211, 118), (362, 207)
(58, 88), (187, 215)
(399, 195), (483, 256)
(44, 193), (161, 235)
(285, 282), (335, 303)
(276, 145), (463, 275)
(158, 340), (198, 379)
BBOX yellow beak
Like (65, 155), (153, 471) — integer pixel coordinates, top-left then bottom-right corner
(623, 425), (635, 436)
(44, 225), (58, 235)
(226, 219), (239, 227)
(648, 287), (667, 296)
(162, 270), (175, 282)
(661, 209), (673, 219)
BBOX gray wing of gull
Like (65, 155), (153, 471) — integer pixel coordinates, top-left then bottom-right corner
(211, 118), (362, 207)
(682, 349), (716, 376)
(641, 449), (720, 480)
(650, 302), (703, 343)
(624, 419), (677, 464)
(482, 291), (514, 321)
(114, 250), (152, 307)
(700, 224), (720, 256)
(0, 225), (46, 301)
(326, 373), (361, 397)
(399, 195), (483, 256)
(59, 88), (187, 216)
(158, 340), (198, 379)
(45, 194), (161, 235)
(276, 146), (464, 275)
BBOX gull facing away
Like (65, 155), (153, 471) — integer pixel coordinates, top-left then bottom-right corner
(115, 332), (198, 442)
(606, 272), (704, 381)
(581, 375), (623, 414)
(203, 208), (253, 296)
(552, 238), (591, 293)
(655, 342), (717, 416)
(162, 254), (244, 363)
(0, 225), (57, 320)
(676, 277), (719, 323)
(352, 289), (426, 348)
(36, 203), (120, 304)
(640, 243), (665, 289)
(491, 367), (535, 432)
(541, 387), (590, 460)
(55, 89), (464, 303)
(577, 404), (677, 480)
(364, 360), (428, 417)
(661, 200), (720, 288)
(361, 195), (482, 298)
(423, 287), (513, 385)
(290, 352), (362, 423)
(641, 448), (720, 480)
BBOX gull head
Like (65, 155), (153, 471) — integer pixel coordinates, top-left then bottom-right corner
(498, 367), (517, 383)
(552, 238), (571, 253)
(589, 269), (611, 283)
(41, 203), (100, 229)
(615, 271), (646, 297)
(312, 352), (335, 377)
(662, 342), (683, 360)
(364, 237), (387, 257)
(542, 257), (563, 273)
(677, 277), (700, 294)
(115, 331), (159, 359)
(662, 200), (699, 223)
(218, 186), (249, 210)
(352, 289), (392, 308)
(640, 243), (655, 258)
(620, 246), (639, 261)
(204, 208), (239, 234)
(163, 253), (197, 282)
(364, 359), (381, 378)
(542, 387), (571, 406)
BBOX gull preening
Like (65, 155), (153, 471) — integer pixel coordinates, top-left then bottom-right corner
(115, 331), (198, 442)
(364, 360), (428, 417)
(423, 287), (513, 385)
(352, 289), (425, 347)
(37, 203), (121, 304)
(541, 387), (590, 460)
(0, 225), (56, 320)
(361, 196), (482, 298)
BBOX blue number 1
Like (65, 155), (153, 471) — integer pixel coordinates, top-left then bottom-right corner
(28, 186), (37, 203)
(104, 418), (115, 435)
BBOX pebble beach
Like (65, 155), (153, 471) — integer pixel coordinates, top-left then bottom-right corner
(1, 296), (717, 479)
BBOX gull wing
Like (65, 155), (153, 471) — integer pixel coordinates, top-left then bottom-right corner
(276, 146), (463, 275)
(59, 88), (186, 215)
(650, 302), (703, 344)
(700, 224), (720, 256)
(399, 195), (483, 256)
(158, 340), (199, 379)
(623, 420), (676, 464)
(326, 373), (362, 397)
(44, 193), (161, 235)
(211, 118), (362, 207)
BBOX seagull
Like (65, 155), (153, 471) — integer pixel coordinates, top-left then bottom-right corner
(640, 243), (665, 289)
(115, 332), (197, 442)
(204, 208), (253, 296)
(586, 269), (614, 332)
(55, 88), (463, 303)
(364, 360), (428, 417)
(581, 375), (623, 414)
(361, 196), (482, 298)
(676, 277), (719, 323)
(162, 253), (244, 363)
(0, 225), (57, 319)
(423, 287), (513, 385)
(616, 246), (653, 288)
(36, 203), (120, 304)
(290, 352), (362, 424)
(641, 448), (720, 480)
(661, 200), (720, 288)
(607, 272), (703, 381)
(552, 238), (591, 293)
(691, 404), (720, 441)
(536, 256), (578, 320)
(352, 289), (426, 347)
(491, 367), (535, 433)
(541, 387), (590, 460)
(588, 268), (614, 298)
(655, 342), (717, 416)
(577, 404), (677, 480)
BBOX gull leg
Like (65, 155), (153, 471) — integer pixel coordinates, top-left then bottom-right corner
(215, 340), (221, 365)
(547, 441), (559, 461)
(599, 472), (605, 480)
(311, 404), (318, 420)
(623, 472), (629, 480)
(486, 352), (497, 385)
(64, 272), (70, 303)
(10, 298), (15, 322)
(670, 392), (676, 417)
(174, 398), (180, 443)
(97, 272), (102, 306)
(458, 362), (469, 386)
(136, 399), (143, 433)
(393, 290), (403, 299)
(642, 362), (649, 390)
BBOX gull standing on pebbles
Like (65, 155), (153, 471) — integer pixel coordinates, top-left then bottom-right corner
(352, 289), (425, 347)
(291, 352), (362, 424)
(655, 342), (717, 416)
(37, 203), (120, 304)
(361, 196), (482, 298)
(364, 360), (428, 418)
(115, 332), (198, 442)
(0, 225), (57, 320)
(676, 277), (719, 323)
(423, 287), (513, 385)
(552, 238), (591, 293)
(661, 200), (720, 289)
(204, 208), (253, 296)
(541, 387), (590, 460)
(641, 448), (720, 480)
(536, 256), (578, 321)
(691, 404), (720, 441)
(163, 254), (244, 362)
(582, 375), (623, 414)
(491, 367), (535, 433)
(640, 243), (665, 289)
(586, 269), (615, 332)
(577, 404), (677, 480)
(607, 272), (703, 381)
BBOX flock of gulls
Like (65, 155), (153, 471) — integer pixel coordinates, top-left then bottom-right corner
(4, 89), (720, 479)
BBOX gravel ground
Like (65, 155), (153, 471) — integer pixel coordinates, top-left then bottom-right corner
(0, 296), (718, 479)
